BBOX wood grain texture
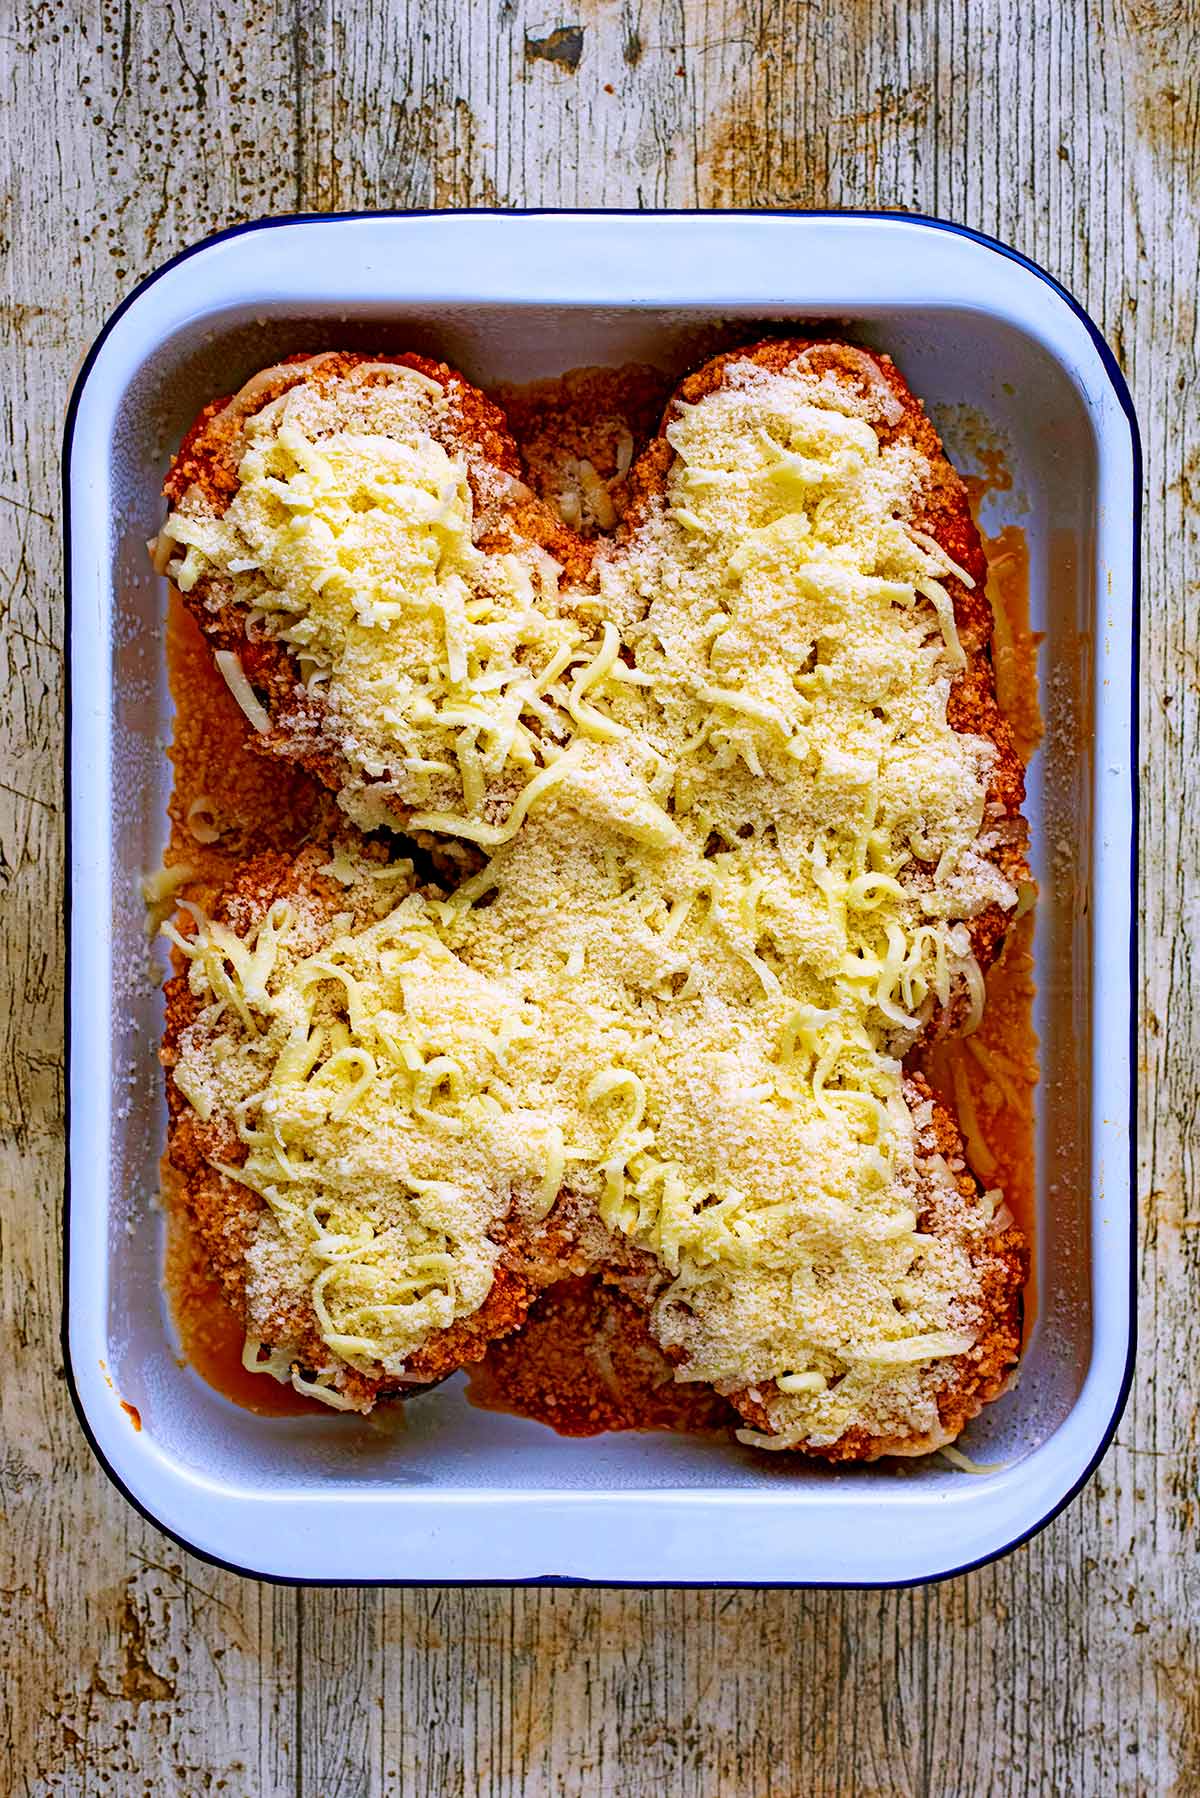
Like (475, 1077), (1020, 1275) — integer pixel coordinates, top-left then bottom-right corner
(1, 0), (1195, 1792)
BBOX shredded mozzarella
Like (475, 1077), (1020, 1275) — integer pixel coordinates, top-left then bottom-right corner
(166, 355), (1022, 1442)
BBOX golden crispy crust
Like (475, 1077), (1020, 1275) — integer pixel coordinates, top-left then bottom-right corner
(469, 1276), (739, 1436)
(164, 350), (593, 824)
(490, 364), (673, 535)
(729, 1070), (1027, 1461)
(624, 338), (1029, 1011)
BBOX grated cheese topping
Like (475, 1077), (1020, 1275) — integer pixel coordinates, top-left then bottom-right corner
(164, 365), (611, 835)
(168, 357), (1019, 1441)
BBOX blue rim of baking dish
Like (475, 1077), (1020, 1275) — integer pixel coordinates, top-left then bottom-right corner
(61, 208), (1141, 1590)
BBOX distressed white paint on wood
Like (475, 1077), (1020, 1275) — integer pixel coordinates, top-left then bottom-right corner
(0, 0), (1195, 1792)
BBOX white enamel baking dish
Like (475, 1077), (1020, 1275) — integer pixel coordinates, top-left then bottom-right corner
(64, 213), (1138, 1586)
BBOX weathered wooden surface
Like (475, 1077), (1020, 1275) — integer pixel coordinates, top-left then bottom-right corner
(0, 0), (1195, 1792)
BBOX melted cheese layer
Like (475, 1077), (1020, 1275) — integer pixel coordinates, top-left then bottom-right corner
(168, 358), (1018, 1442)
(164, 368), (610, 834)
